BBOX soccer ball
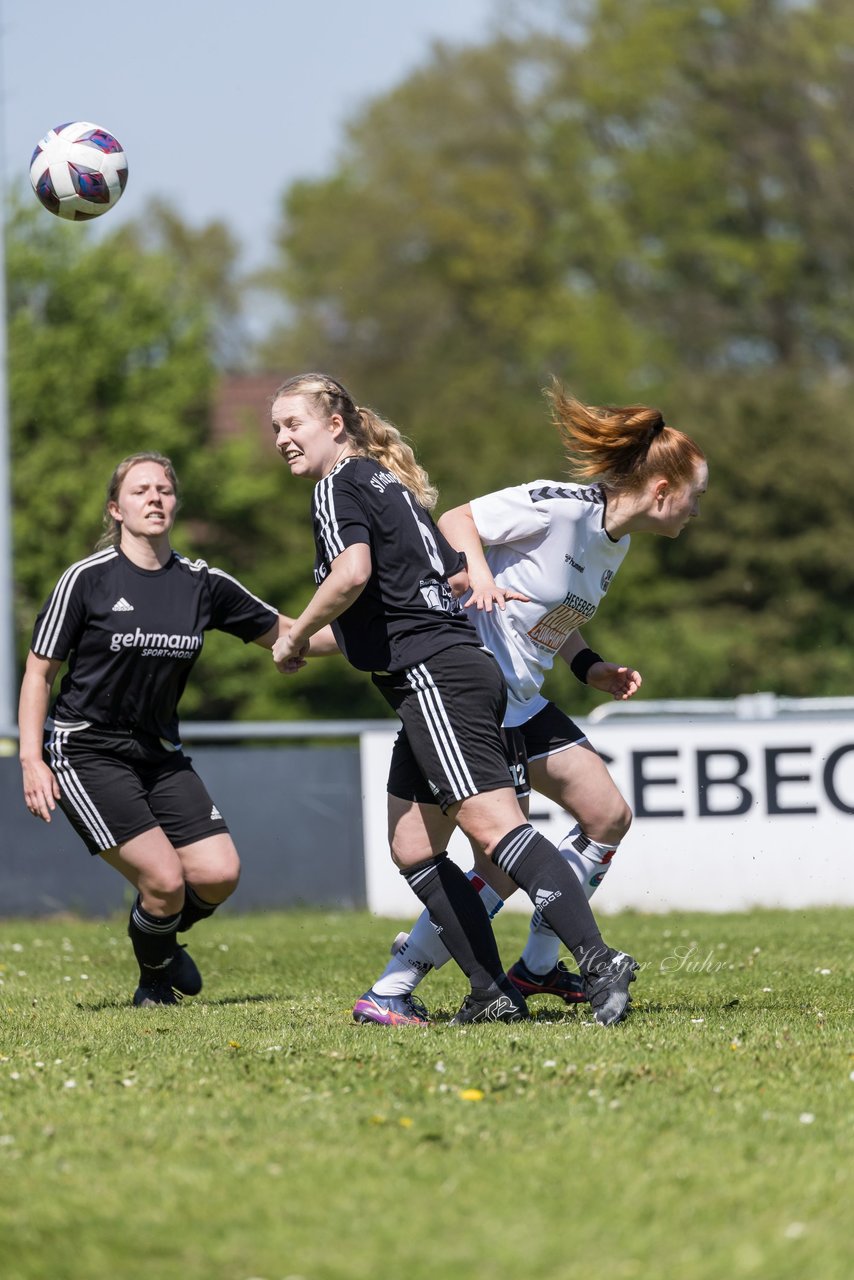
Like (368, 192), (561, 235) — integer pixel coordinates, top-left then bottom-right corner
(29, 121), (128, 221)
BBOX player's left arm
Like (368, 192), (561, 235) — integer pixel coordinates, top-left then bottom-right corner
(558, 630), (642, 701)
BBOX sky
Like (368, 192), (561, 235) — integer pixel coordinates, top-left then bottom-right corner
(1, 0), (499, 268)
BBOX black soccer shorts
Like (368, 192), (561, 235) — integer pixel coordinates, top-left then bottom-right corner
(519, 701), (588, 763)
(45, 724), (229, 855)
(375, 644), (527, 811)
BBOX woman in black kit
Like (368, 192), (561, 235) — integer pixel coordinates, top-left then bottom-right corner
(18, 451), (334, 1007)
(270, 373), (638, 1026)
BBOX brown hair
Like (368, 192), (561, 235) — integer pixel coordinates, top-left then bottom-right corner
(546, 379), (705, 492)
(272, 372), (439, 509)
(95, 452), (179, 549)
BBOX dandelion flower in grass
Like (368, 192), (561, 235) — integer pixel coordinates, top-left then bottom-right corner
(228, 1041), (241, 1049)
(399, 1117), (414, 1129)
(458, 1088), (484, 1102)
(369, 1115), (386, 1125)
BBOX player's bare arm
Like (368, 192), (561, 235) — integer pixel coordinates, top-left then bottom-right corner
(558, 632), (642, 701)
(255, 616), (340, 663)
(438, 502), (529, 613)
(272, 544), (371, 671)
(18, 652), (63, 821)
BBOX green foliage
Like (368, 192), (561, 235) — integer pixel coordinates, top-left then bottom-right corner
(8, 202), (213, 641)
(257, 0), (854, 701)
(7, 202), (386, 722)
(9, 0), (854, 719)
(1, 908), (852, 1280)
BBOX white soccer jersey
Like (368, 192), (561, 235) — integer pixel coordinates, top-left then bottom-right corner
(469, 481), (630, 726)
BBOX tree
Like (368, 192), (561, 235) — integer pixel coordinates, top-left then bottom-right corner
(256, 0), (854, 701)
(7, 202), (380, 723)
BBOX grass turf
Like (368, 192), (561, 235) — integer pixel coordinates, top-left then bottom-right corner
(0, 907), (851, 1280)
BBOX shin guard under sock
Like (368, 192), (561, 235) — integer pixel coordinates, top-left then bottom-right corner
(374, 872), (505, 998)
(128, 896), (181, 976)
(401, 854), (504, 992)
(559, 824), (619, 900)
(493, 824), (610, 975)
(522, 827), (620, 973)
(179, 883), (218, 932)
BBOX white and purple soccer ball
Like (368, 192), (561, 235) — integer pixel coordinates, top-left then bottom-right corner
(29, 121), (128, 221)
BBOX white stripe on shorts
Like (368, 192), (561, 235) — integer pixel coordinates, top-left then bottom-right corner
(406, 663), (477, 800)
(47, 726), (117, 851)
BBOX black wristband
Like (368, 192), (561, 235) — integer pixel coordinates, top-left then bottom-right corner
(570, 648), (603, 685)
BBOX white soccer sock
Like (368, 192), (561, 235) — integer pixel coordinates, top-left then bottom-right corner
(560, 824), (618, 899)
(520, 824), (619, 975)
(371, 871), (504, 997)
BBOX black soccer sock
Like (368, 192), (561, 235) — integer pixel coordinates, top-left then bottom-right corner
(493, 825), (611, 976)
(128, 896), (181, 977)
(402, 853), (504, 994)
(179, 883), (219, 932)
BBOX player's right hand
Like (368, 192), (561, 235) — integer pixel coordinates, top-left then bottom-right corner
(21, 759), (61, 822)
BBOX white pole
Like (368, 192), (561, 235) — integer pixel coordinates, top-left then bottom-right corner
(0, 0), (18, 737)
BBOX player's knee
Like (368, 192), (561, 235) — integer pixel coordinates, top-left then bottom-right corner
(390, 843), (429, 871)
(610, 801), (633, 844)
(194, 856), (241, 903)
(584, 799), (632, 846)
(139, 869), (186, 913)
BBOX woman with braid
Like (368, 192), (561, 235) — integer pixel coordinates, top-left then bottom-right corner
(271, 372), (639, 1026)
(355, 380), (707, 1023)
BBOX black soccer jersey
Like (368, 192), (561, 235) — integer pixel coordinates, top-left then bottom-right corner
(31, 548), (278, 744)
(311, 456), (480, 672)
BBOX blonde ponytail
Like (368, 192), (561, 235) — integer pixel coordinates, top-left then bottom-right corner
(272, 372), (438, 509)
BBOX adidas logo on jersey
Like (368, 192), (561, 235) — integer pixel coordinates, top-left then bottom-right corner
(210, 805), (222, 820)
(111, 597), (134, 612)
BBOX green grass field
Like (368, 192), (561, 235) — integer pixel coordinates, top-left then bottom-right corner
(0, 907), (851, 1280)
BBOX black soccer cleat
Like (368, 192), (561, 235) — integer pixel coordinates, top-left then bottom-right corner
(583, 951), (639, 1026)
(132, 979), (182, 1008)
(168, 943), (202, 996)
(450, 978), (530, 1025)
(507, 957), (587, 1005)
